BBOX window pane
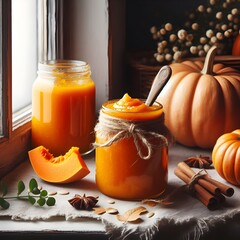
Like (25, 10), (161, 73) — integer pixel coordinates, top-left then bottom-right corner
(12, 0), (37, 113)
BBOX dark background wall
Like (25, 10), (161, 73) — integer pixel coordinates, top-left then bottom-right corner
(126, 0), (208, 51)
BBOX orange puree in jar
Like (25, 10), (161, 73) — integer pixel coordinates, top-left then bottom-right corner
(32, 60), (95, 156)
(95, 93), (168, 200)
(103, 93), (163, 120)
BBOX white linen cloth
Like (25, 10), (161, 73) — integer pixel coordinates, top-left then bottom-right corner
(0, 144), (239, 240)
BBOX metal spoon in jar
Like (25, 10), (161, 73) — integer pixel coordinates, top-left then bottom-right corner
(145, 65), (172, 106)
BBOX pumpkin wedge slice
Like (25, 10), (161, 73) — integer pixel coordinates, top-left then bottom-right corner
(28, 146), (90, 183)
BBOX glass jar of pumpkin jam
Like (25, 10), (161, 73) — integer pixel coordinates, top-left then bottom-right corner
(95, 94), (168, 200)
(32, 60), (95, 156)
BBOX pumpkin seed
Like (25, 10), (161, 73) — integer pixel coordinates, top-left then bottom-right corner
(106, 208), (118, 214)
(93, 207), (106, 215)
(147, 212), (155, 218)
(49, 191), (57, 196)
(58, 190), (69, 195)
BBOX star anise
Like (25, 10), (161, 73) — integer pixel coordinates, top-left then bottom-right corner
(184, 155), (212, 169)
(68, 194), (98, 210)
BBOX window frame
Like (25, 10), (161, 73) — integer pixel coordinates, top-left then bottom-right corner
(0, 0), (123, 178)
(0, 0), (32, 178)
(1, 0), (11, 142)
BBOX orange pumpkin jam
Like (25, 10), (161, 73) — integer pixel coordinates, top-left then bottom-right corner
(32, 61), (95, 156)
(95, 94), (168, 200)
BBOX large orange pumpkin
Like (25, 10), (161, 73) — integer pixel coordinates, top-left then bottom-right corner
(212, 129), (240, 185)
(232, 35), (240, 56)
(157, 46), (240, 148)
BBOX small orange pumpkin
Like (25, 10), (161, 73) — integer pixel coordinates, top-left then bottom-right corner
(232, 35), (240, 56)
(212, 129), (240, 185)
(158, 46), (240, 148)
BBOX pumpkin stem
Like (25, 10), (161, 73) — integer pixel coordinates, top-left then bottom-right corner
(201, 45), (217, 75)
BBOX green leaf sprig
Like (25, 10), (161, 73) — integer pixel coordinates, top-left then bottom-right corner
(0, 178), (56, 209)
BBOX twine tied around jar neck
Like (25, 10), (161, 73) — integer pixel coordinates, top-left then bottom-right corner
(94, 110), (168, 160)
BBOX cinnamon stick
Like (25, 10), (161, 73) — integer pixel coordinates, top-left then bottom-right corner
(174, 161), (235, 210)
(174, 167), (218, 210)
(178, 161), (234, 197)
(202, 175), (234, 197)
(177, 162), (221, 195)
(214, 193), (226, 204)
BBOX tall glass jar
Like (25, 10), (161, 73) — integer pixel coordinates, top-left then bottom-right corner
(95, 94), (168, 200)
(32, 60), (95, 156)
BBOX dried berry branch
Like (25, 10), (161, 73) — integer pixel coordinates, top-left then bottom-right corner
(151, 0), (240, 63)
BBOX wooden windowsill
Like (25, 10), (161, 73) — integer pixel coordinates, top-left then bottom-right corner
(0, 121), (31, 178)
(0, 216), (107, 239)
(1, 144), (240, 240)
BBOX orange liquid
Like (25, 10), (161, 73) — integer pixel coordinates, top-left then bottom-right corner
(95, 94), (168, 200)
(32, 77), (95, 156)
